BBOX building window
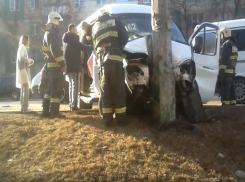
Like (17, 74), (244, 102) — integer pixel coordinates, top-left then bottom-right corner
(10, 50), (16, 64)
(10, 0), (16, 11)
(232, 29), (245, 51)
(187, 14), (203, 29)
(29, 22), (37, 36)
(97, 0), (106, 5)
(143, 0), (151, 3)
(9, 0), (20, 12)
(75, 0), (85, 7)
(30, 0), (36, 10)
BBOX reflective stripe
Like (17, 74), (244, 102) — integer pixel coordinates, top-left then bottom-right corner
(44, 94), (51, 100)
(107, 55), (123, 62)
(219, 65), (227, 69)
(102, 108), (114, 114)
(230, 100), (237, 104)
(43, 46), (51, 52)
(95, 31), (118, 46)
(224, 69), (235, 74)
(222, 101), (230, 105)
(55, 56), (65, 62)
(115, 107), (126, 114)
(47, 63), (60, 68)
(50, 98), (60, 103)
(230, 55), (238, 60)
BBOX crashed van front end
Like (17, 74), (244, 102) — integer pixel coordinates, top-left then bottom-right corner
(122, 34), (197, 114)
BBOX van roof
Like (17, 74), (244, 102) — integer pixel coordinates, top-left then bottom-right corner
(77, 4), (151, 32)
(195, 19), (245, 31)
(213, 19), (245, 29)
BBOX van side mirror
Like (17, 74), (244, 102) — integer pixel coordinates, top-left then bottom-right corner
(192, 36), (203, 54)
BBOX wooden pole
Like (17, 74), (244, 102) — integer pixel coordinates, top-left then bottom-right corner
(151, 0), (176, 122)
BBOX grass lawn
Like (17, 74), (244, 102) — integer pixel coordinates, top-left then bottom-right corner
(0, 106), (244, 182)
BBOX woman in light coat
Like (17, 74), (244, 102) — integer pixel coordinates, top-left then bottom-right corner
(16, 35), (34, 113)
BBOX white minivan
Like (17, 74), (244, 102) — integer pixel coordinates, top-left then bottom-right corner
(76, 4), (196, 110)
(193, 19), (245, 103)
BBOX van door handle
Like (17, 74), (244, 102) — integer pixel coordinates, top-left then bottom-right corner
(203, 66), (214, 70)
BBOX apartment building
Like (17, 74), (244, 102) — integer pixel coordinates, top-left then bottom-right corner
(0, 0), (244, 76)
(0, 0), (72, 76)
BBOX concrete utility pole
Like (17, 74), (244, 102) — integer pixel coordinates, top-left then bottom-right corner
(151, 0), (176, 122)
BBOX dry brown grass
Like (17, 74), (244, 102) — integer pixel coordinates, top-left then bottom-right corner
(0, 106), (244, 182)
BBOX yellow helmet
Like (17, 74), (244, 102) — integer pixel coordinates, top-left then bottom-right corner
(220, 27), (231, 38)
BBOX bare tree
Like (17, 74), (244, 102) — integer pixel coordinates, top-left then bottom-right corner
(171, 0), (200, 36)
(207, 0), (245, 20)
(233, 0), (245, 18)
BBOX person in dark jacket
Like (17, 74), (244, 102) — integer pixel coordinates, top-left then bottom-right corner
(81, 21), (93, 94)
(219, 27), (238, 106)
(92, 12), (129, 127)
(63, 24), (93, 111)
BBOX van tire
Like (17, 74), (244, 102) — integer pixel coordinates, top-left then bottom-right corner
(235, 78), (245, 104)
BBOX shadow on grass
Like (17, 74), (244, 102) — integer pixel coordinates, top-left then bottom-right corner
(0, 106), (245, 181)
(70, 105), (245, 176)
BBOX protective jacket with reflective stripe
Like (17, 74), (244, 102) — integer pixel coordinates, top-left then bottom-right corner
(219, 38), (238, 74)
(43, 27), (66, 68)
(92, 14), (128, 63)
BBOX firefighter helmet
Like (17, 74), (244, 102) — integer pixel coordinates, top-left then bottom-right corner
(46, 12), (63, 26)
(220, 27), (231, 38)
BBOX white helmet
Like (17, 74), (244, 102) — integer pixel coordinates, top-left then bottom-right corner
(220, 27), (231, 38)
(46, 12), (63, 25)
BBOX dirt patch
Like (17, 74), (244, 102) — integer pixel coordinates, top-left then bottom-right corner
(0, 107), (244, 182)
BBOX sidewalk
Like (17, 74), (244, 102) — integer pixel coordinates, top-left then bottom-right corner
(0, 100), (70, 112)
(0, 99), (99, 112)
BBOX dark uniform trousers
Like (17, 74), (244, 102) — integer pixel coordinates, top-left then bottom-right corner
(220, 74), (236, 105)
(219, 38), (238, 106)
(101, 59), (126, 121)
(43, 68), (63, 116)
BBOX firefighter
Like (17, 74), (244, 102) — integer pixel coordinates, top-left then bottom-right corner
(41, 12), (67, 118)
(219, 27), (238, 106)
(92, 12), (129, 126)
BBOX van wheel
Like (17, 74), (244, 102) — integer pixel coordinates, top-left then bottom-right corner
(235, 78), (245, 104)
(80, 99), (93, 109)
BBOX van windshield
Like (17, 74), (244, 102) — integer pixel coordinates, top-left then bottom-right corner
(113, 13), (187, 44)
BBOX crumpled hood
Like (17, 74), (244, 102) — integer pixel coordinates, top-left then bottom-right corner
(124, 36), (192, 66)
(124, 37), (148, 55)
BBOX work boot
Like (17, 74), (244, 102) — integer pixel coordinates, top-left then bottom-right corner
(41, 99), (50, 118)
(103, 114), (113, 127)
(50, 103), (66, 119)
(116, 114), (130, 127)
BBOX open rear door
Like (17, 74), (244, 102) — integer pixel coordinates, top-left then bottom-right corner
(189, 23), (220, 102)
